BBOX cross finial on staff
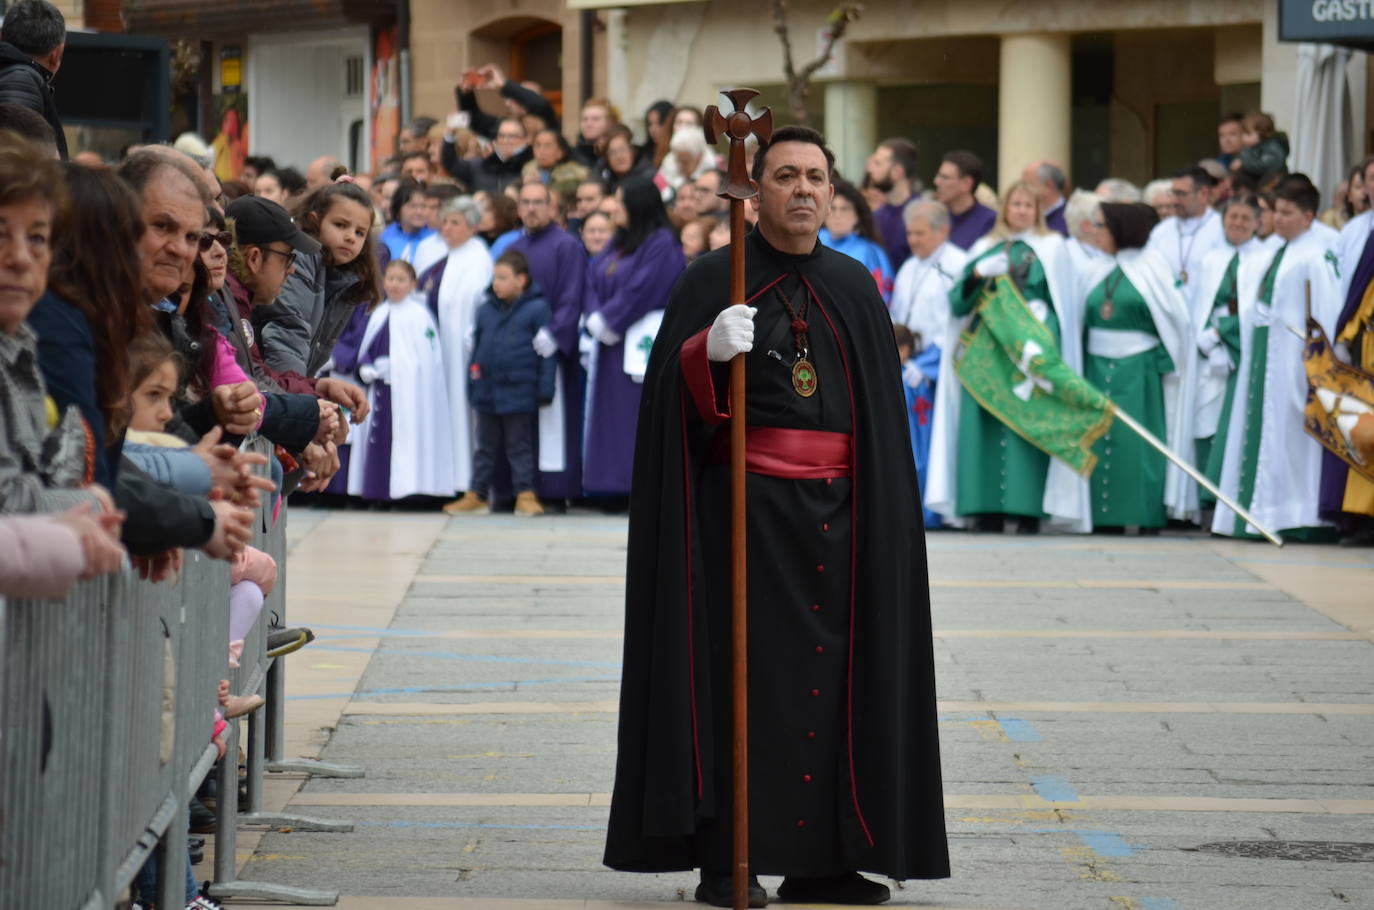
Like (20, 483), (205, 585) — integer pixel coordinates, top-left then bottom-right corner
(704, 88), (774, 201)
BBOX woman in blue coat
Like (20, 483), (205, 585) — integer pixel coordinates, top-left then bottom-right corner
(819, 179), (894, 304)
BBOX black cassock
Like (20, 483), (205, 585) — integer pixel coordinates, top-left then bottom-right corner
(604, 228), (949, 880)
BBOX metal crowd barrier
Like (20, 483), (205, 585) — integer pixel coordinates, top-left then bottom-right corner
(0, 437), (362, 909)
(1, 545), (229, 909)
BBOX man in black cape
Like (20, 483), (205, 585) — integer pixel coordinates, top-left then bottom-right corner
(604, 126), (949, 906)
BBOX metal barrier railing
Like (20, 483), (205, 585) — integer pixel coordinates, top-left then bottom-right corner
(0, 437), (362, 909)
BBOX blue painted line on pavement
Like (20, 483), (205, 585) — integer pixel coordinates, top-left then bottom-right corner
(1029, 774), (1080, 803)
(1072, 830), (1139, 857)
(998, 717), (1042, 741)
(1140, 899), (1182, 910)
(309, 644), (620, 669)
(358, 820), (605, 831)
(285, 675), (622, 701)
(1028, 827), (1142, 858)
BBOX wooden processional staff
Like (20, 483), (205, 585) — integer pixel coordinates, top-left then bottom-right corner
(702, 88), (773, 910)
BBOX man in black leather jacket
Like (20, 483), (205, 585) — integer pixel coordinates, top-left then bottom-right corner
(0, 1), (67, 159)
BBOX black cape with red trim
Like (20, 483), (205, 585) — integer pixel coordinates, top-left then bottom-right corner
(603, 228), (949, 880)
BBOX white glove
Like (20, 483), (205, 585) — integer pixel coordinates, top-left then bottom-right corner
(1196, 325), (1222, 356)
(706, 304), (757, 362)
(533, 327), (558, 358)
(587, 311), (622, 346)
(975, 252), (1010, 279)
(372, 356), (392, 384)
(358, 364), (379, 384)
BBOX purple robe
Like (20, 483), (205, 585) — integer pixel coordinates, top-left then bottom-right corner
(873, 200), (913, 271)
(323, 305), (373, 496)
(1045, 200), (1069, 237)
(355, 320), (394, 501)
(510, 223), (588, 499)
(583, 227), (685, 494)
(949, 202), (997, 251)
(1318, 228), (1374, 519)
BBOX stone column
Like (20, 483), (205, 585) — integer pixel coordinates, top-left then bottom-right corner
(824, 81), (877, 185)
(997, 33), (1071, 193)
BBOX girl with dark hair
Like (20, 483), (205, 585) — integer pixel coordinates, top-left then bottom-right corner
(819, 178), (894, 303)
(380, 177), (436, 264)
(582, 175), (684, 495)
(642, 99), (675, 168)
(1081, 201), (1197, 532)
(30, 162), (152, 485)
(254, 180), (382, 378)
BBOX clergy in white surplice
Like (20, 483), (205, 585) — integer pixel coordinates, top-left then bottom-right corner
(889, 199), (967, 353)
(418, 197), (495, 500)
(1144, 165), (1227, 293)
(1212, 174), (1343, 541)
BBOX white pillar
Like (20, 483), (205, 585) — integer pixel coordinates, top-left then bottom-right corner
(824, 81), (877, 184)
(997, 33), (1071, 193)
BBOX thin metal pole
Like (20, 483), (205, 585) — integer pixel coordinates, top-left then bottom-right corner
(1109, 404), (1283, 547)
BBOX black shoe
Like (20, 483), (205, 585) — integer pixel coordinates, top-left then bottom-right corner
(266, 626), (315, 658)
(973, 514), (1004, 533)
(696, 870), (767, 907)
(777, 871), (890, 904)
(1015, 517), (1041, 535)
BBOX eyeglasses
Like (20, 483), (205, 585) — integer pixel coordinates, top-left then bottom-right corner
(261, 247), (297, 267)
(199, 231), (232, 251)
(518, 198), (549, 208)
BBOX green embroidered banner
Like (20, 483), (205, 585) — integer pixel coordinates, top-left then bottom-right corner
(953, 275), (1114, 476)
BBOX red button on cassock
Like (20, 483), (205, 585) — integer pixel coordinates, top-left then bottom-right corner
(816, 564), (825, 573)
(811, 604), (821, 612)
(796, 819), (807, 828)
(822, 523), (829, 532)
(807, 731), (817, 740)
(802, 774), (813, 783)
(815, 645), (824, 655)
(810, 688), (820, 697)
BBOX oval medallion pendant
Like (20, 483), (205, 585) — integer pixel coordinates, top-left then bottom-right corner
(1101, 298), (1115, 322)
(792, 358), (818, 397)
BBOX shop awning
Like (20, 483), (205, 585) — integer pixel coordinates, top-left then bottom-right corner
(123, 0), (397, 37)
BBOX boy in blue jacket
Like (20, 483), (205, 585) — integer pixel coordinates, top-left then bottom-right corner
(448, 251), (557, 516)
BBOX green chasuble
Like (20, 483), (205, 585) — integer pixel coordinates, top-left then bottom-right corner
(1083, 267), (1174, 529)
(950, 239), (1059, 518)
(1199, 253), (1243, 507)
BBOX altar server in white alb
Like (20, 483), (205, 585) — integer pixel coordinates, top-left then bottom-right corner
(889, 199), (966, 353)
(349, 260), (456, 502)
(1189, 193), (1270, 512)
(1213, 174), (1343, 541)
(1145, 165), (1227, 294)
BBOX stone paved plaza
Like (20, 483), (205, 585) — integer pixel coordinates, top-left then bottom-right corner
(226, 509), (1374, 910)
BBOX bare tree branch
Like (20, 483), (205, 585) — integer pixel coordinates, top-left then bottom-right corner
(771, 1), (864, 126)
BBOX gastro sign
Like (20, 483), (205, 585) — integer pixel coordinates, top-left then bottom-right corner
(1280, 0), (1374, 44)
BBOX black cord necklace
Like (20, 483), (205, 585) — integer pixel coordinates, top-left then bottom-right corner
(774, 283), (817, 397)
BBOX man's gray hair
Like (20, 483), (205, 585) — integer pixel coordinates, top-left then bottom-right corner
(117, 147), (213, 207)
(1095, 177), (1142, 203)
(1, 0), (65, 58)
(1141, 178), (1173, 207)
(1064, 189), (1101, 244)
(903, 198), (949, 233)
(440, 195), (482, 228)
(1036, 162), (1067, 194)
